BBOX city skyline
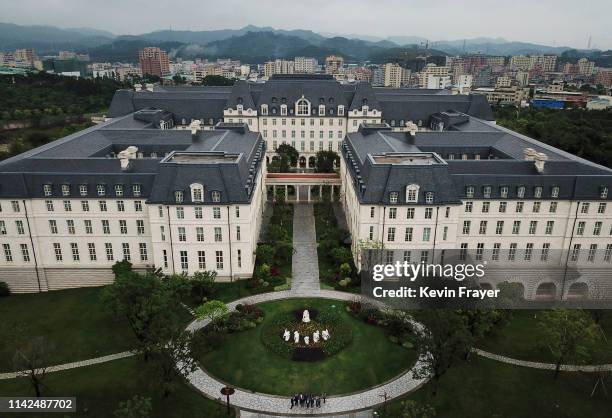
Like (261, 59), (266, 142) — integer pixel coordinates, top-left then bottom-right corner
(1, 0), (611, 50)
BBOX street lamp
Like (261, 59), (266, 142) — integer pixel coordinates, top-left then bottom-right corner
(220, 386), (235, 416)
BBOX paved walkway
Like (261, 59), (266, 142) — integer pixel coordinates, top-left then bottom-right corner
(474, 348), (612, 372)
(291, 203), (320, 293)
(184, 289), (429, 416)
(239, 410), (374, 418)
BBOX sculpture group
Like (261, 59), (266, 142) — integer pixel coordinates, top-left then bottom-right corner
(282, 310), (331, 346)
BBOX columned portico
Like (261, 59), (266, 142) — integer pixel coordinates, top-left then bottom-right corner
(265, 173), (342, 203)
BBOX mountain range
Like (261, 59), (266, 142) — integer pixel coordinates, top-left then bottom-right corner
(0, 22), (607, 65)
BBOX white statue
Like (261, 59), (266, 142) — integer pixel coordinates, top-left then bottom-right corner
(313, 330), (320, 343)
(294, 331), (300, 344)
(322, 329), (330, 341)
(302, 309), (311, 323)
(304, 336), (310, 345)
(283, 329), (290, 342)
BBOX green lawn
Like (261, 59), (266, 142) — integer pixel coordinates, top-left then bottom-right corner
(0, 356), (232, 417)
(198, 298), (415, 396)
(377, 356), (612, 418)
(476, 310), (612, 363)
(0, 287), (138, 372)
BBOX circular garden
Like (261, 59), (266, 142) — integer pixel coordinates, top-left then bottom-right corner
(194, 298), (417, 396)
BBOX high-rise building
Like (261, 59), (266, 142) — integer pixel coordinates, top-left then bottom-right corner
(294, 57), (317, 74)
(138, 47), (170, 77)
(383, 63), (410, 87)
(14, 48), (35, 67)
(264, 60), (295, 77)
(325, 55), (344, 75)
(510, 55), (532, 71)
(577, 58), (595, 76)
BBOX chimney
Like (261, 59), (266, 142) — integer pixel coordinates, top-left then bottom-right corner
(534, 152), (548, 173)
(118, 146), (138, 171)
(145, 83), (154, 92)
(134, 83), (142, 92)
(523, 147), (537, 161)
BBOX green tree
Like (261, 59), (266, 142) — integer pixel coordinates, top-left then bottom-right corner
(276, 143), (299, 172)
(112, 259), (133, 278)
(195, 300), (230, 330)
(114, 395), (152, 418)
(399, 400), (436, 418)
(201, 75), (235, 86)
(190, 270), (217, 302)
(538, 309), (601, 379)
(147, 329), (197, 398)
(256, 244), (275, 266)
(413, 309), (474, 396)
(12, 335), (54, 397)
(315, 150), (340, 172)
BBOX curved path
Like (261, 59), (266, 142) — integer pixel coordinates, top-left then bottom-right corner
(474, 348), (612, 372)
(183, 289), (429, 416)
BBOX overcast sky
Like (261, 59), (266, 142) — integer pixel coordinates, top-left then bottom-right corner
(3, 0), (611, 49)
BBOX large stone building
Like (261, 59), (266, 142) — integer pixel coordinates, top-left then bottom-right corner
(2, 75), (610, 299)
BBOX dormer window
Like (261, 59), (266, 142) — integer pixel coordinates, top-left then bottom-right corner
(483, 186), (491, 198)
(97, 185), (106, 197)
(261, 104), (268, 115)
(191, 183), (204, 203)
(296, 98), (310, 116)
(389, 192), (399, 203)
(132, 184), (141, 197)
(43, 184), (52, 197)
(115, 184), (124, 197)
(79, 185), (88, 196)
(551, 186), (559, 198)
(600, 186), (608, 199)
(211, 191), (221, 202)
(318, 105), (325, 116)
(425, 192), (434, 204)
(61, 184), (70, 197)
(534, 186), (543, 198)
(517, 186), (526, 199)
(281, 104), (287, 116)
(500, 186), (508, 198)
(466, 186), (475, 198)
(175, 191), (184, 203)
(406, 184), (420, 203)
(338, 105), (345, 116)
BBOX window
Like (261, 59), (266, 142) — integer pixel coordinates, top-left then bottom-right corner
(425, 192), (434, 204)
(15, 220), (24, 235)
(368, 226), (374, 240)
(495, 221), (504, 235)
(216, 251), (224, 269)
(49, 220), (57, 234)
(465, 202), (473, 213)
(598, 203), (607, 214)
(387, 227), (396, 242)
(588, 244), (597, 262)
(139, 243), (148, 261)
(500, 186), (508, 198)
(180, 251), (188, 271)
(212, 191), (221, 202)
(44, 184), (52, 196)
(423, 227), (431, 241)
(191, 183), (203, 202)
(196, 227), (204, 242)
(480, 202), (490, 213)
(132, 184), (141, 197)
(594, 221), (602, 236)
(406, 185), (419, 202)
(370, 206), (375, 218)
(115, 184), (123, 197)
(235, 206), (240, 218)
(88, 243), (97, 261)
(214, 227), (222, 242)
(476, 243), (485, 261)
(71, 243), (80, 261)
(20, 244), (30, 262)
(541, 243), (550, 261)
(105, 243), (114, 261)
(570, 244), (581, 262)
(132, 201), (142, 212)
(84, 220), (93, 234)
(524, 243), (533, 261)
(517, 186), (525, 198)
(479, 220), (487, 234)
(3, 244), (13, 262)
(600, 186), (609, 199)
(11, 201), (20, 212)
(178, 227), (186, 242)
(499, 202), (507, 213)
(175, 191), (184, 203)
(64, 200), (72, 211)
(102, 220), (110, 234)
(198, 251), (206, 270)
(459, 243), (468, 261)
(424, 208), (433, 219)
(296, 98), (310, 116)
(512, 221), (521, 234)
(420, 251), (429, 263)
(61, 184), (70, 196)
(46, 200), (54, 212)
(483, 186), (491, 198)
(97, 184), (106, 197)
(581, 202), (590, 214)
(81, 201), (89, 212)
(514, 202), (524, 213)
(236, 226), (241, 241)
(462, 221), (471, 235)
(160, 226), (166, 241)
(162, 249), (168, 268)
(531, 202), (541, 213)
(99, 201), (107, 211)
(605, 244), (612, 262)
(549, 202), (557, 213)
(117, 201), (125, 212)
(389, 192), (398, 203)
(508, 243), (517, 261)
(405, 227), (413, 242)
(445, 207), (450, 218)
(545, 221), (554, 235)
(136, 220), (145, 235)
(53, 243), (62, 261)
(551, 186), (559, 198)
(406, 208), (415, 219)
(528, 221), (537, 234)
(213, 207), (221, 219)
(576, 221), (585, 235)
(403, 251), (411, 263)
(534, 186), (542, 198)
(466, 186), (475, 198)
(122, 243), (130, 261)
(385, 250), (393, 264)
(67, 220), (75, 234)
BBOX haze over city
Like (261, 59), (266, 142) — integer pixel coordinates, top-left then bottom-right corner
(2, 0), (611, 49)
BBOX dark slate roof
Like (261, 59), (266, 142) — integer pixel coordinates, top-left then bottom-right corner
(344, 123), (612, 204)
(376, 94), (494, 122)
(348, 83), (380, 111)
(0, 116), (264, 204)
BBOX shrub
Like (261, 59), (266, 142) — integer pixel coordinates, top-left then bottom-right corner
(112, 260), (133, 278)
(256, 244), (275, 266)
(190, 271), (217, 302)
(0, 281), (10, 297)
(339, 263), (352, 277)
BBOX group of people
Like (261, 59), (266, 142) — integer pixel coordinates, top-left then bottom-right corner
(289, 392), (326, 409)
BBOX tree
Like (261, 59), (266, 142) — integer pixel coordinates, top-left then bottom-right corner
(147, 329), (197, 398)
(13, 335), (53, 397)
(538, 309), (600, 379)
(201, 75), (235, 86)
(112, 259), (133, 278)
(276, 143), (299, 172)
(256, 244), (275, 266)
(190, 270), (217, 302)
(399, 400), (436, 418)
(315, 150), (340, 172)
(114, 395), (152, 418)
(412, 310), (473, 396)
(195, 300), (229, 330)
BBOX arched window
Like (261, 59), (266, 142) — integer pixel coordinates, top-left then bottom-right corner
(406, 184), (420, 203)
(296, 98), (310, 116)
(190, 183), (204, 203)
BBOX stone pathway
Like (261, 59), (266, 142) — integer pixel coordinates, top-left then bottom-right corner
(239, 410), (374, 418)
(474, 348), (612, 372)
(0, 350), (135, 380)
(183, 289), (429, 416)
(291, 203), (320, 293)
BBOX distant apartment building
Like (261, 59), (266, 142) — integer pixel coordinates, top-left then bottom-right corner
(14, 48), (35, 67)
(577, 58), (595, 76)
(455, 74), (473, 93)
(383, 63), (410, 87)
(595, 69), (612, 88)
(138, 47), (170, 77)
(264, 59), (295, 78)
(325, 55), (344, 75)
(419, 63), (450, 88)
(486, 56), (506, 67)
(472, 85), (528, 106)
(510, 55), (532, 70)
(495, 76), (513, 88)
(294, 57), (317, 74)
